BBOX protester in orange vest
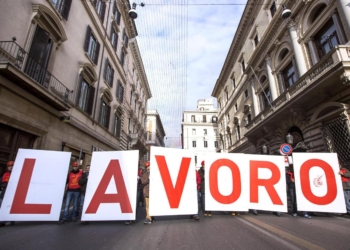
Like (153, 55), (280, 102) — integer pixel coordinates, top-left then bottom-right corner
(0, 161), (15, 227)
(338, 163), (350, 215)
(58, 161), (82, 224)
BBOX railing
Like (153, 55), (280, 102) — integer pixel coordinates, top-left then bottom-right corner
(0, 41), (74, 104)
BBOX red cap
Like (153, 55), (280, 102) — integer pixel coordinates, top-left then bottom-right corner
(144, 161), (150, 167)
(201, 161), (205, 165)
(7, 161), (14, 167)
(72, 162), (79, 167)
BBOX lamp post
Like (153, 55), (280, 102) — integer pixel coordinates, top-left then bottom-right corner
(286, 133), (293, 145)
(262, 145), (268, 154)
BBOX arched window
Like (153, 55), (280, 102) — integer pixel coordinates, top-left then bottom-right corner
(76, 64), (97, 115)
(311, 4), (327, 23)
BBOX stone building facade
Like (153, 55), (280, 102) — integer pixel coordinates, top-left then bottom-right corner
(212, 0), (350, 163)
(0, 0), (151, 173)
(182, 99), (219, 168)
(145, 109), (166, 159)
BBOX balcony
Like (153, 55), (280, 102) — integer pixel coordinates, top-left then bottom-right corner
(0, 41), (73, 111)
(245, 45), (350, 139)
(129, 132), (148, 153)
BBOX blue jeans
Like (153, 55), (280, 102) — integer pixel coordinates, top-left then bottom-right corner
(63, 191), (80, 220)
(78, 194), (85, 217)
(200, 193), (205, 212)
(344, 190), (350, 213)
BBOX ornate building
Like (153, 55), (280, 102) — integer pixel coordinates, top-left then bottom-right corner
(182, 99), (219, 168)
(0, 0), (151, 172)
(212, 0), (350, 163)
(145, 109), (166, 159)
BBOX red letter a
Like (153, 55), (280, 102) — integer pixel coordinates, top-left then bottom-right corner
(10, 159), (52, 214)
(85, 160), (132, 213)
(155, 155), (191, 208)
(250, 160), (283, 205)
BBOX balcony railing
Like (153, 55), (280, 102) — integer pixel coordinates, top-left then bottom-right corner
(0, 41), (74, 105)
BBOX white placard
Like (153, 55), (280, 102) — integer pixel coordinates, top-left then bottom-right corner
(248, 155), (287, 212)
(149, 147), (197, 216)
(205, 153), (249, 211)
(81, 151), (138, 221)
(0, 149), (71, 221)
(293, 153), (346, 213)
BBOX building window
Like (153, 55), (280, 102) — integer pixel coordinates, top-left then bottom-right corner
(191, 115), (195, 122)
(113, 1), (121, 25)
(232, 77), (236, 89)
(225, 89), (229, 101)
(315, 19), (339, 59)
(254, 35), (259, 47)
(214, 129), (218, 135)
(122, 28), (129, 48)
(51, 0), (72, 20)
(120, 49), (125, 66)
(234, 103), (238, 112)
(204, 141), (208, 148)
(204, 129), (207, 135)
(270, 1), (276, 17)
(283, 62), (297, 89)
(214, 141), (218, 148)
(203, 115), (206, 122)
(76, 77), (95, 115)
(114, 115), (121, 137)
(104, 59), (114, 87)
(192, 129), (196, 135)
(116, 81), (124, 102)
(130, 90), (133, 104)
(260, 87), (272, 110)
(236, 125), (241, 141)
(227, 114), (230, 121)
(247, 114), (252, 123)
(110, 26), (118, 51)
(192, 141), (196, 148)
(241, 59), (246, 72)
(99, 100), (111, 129)
(244, 89), (248, 99)
(93, 0), (106, 22)
(84, 26), (100, 64)
(128, 118), (131, 132)
(212, 116), (217, 123)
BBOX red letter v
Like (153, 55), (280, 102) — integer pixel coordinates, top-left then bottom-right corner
(155, 155), (191, 208)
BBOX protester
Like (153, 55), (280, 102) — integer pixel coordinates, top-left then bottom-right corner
(58, 162), (82, 224)
(190, 170), (201, 220)
(0, 161), (15, 227)
(142, 161), (153, 224)
(198, 161), (211, 216)
(78, 164), (90, 224)
(338, 163), (350, 215)
(286, 165), (311, 218)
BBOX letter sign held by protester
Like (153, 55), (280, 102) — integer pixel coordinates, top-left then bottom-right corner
(149, 147), (198, 216)
(0, 149), (71, 221)
(293, 153), (346, 213)
(81, 151), (138, 221)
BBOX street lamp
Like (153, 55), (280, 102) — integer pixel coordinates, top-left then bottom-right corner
(281, 3), (292, 19)
(286, 133), (293, 145)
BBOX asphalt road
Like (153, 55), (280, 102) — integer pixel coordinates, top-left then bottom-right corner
(0, 209), (349, 250)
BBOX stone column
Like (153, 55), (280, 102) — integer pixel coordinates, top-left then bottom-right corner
(306, 38), (319, 66)
(265, 55), (278, 100)
(250, 80), (260, 116)
(337, 0), (350, 41)
(287, 19), (307, 76)
(331, 10), (347, 44)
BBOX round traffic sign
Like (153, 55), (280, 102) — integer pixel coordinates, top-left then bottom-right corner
(280, 143), (293, 155)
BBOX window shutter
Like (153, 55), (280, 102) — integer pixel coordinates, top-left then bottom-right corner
(101, 2), (106, 22)
(62, 0), (72, 20)
(113, 0), (117, 13)
(94, 41), (100, 64)
(125, 36), (129, 48)
(114, 33), (118, 51)
(106, 105), (111, 128)
(110, 25), (113, 41)
(110, 68), (114, 88)
(87, 86), (95, 115)
(116, 116), (121, 137)
(121, 50), (124, 66)
(84, 26), (91, 52)
(92, 0), (97, 7)
(75, 74), (83, 106)
(98, 99), (103, 123)
(121, 85), (124, 102)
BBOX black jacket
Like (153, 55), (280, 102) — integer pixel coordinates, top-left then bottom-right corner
(78, 172), (89, 194)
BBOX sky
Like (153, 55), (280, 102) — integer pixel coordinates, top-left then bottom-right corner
(133, 0), (247, 147)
